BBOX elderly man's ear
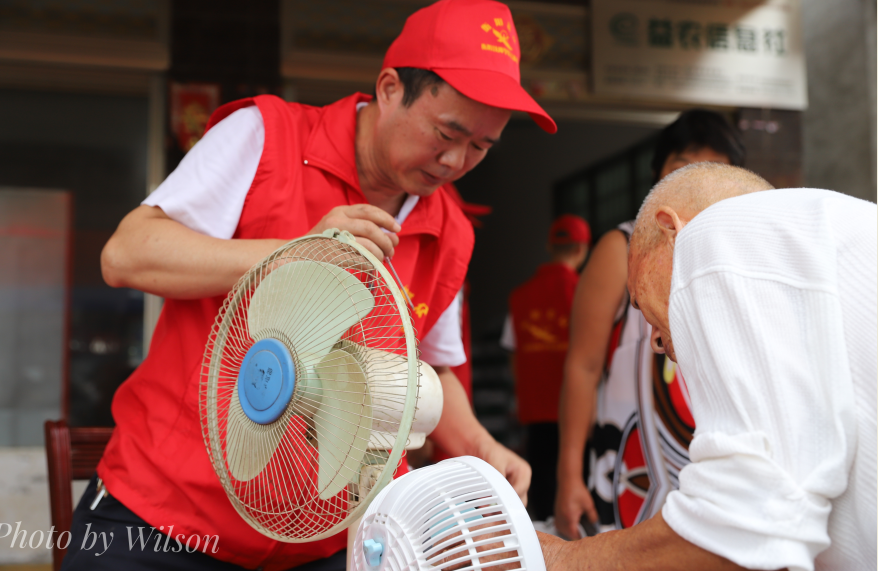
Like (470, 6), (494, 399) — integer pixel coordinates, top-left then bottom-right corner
(655, 206), (687, 247)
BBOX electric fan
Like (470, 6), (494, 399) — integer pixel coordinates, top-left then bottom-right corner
(353, 456), (545, 571)
(200, 229), (444, 542)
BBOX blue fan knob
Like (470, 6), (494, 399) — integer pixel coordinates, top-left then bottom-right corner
(237, 338), (296, 424)
(363, 538), (384, 567)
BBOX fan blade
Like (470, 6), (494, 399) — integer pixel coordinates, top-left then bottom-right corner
(314, 349), (373, 500)
(226, 389), (289, 482)
(248, 261), (375, 369)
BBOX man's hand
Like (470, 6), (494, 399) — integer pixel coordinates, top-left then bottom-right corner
(554, 475), (597, 539)
(476, 439), (532, 507)
(102, 202), (401, 299)
(429, 367), (532, 506)
(309, 204), (400, 260)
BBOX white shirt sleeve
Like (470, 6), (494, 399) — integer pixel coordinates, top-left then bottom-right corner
(143, 106), (264, 239)
(663, 269), (857, 571)
(385, 195), (465, 368)
(499, 313), (516, 351)
(418, 289), (466, 367)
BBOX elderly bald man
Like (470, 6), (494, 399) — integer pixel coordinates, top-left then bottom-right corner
(536, 163), (876, 571)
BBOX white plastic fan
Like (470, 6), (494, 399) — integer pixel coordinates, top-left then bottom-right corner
(353, 457), (545, 571)
(200, 229), (444, 542)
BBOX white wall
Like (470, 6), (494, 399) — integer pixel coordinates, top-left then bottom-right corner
(801, 0), (877, 201)
(0, 449), (87, 564)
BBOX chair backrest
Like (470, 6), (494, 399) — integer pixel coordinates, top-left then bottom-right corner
(44, 420), (114, 571)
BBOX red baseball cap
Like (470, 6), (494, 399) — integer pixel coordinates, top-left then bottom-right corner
(383, 0), (557, 134)
(549, 214), (591, 245)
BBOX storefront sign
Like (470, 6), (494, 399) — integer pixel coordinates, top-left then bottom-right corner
(591, 0), (807, 109)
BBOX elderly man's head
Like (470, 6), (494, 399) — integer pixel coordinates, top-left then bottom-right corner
(627, 162), (774, 360)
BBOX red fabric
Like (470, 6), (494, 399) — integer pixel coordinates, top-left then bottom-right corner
(382, 0), (555, 133)
(508, 263), (579, 424)
(548, 214), (591, 245)
(98, 93), (474, 570)
(618, 425), (648, 528)
(668, 368), (696, 428)
(443, 181), (491, 229)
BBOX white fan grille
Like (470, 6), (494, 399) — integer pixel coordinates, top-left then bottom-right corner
(200, 233), (420, 542)
(355, 457), (544, 571)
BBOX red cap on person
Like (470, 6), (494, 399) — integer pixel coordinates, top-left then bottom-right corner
(549, 214), (591, 245)
(383, 0), (557, 134)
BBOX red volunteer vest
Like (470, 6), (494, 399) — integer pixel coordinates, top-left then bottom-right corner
(98, 93), (474, 570)
(508, 263), (579, 424)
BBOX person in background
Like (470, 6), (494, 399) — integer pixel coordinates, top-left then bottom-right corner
(500, 214), (591, 521)
(553, 110), (745, 538)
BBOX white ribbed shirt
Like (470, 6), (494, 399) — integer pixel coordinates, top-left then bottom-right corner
(662, 188), (876, 571)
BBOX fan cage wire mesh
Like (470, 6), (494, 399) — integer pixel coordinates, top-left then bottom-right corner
(200, 232), (421, 542)
(355, 458), (541, 571)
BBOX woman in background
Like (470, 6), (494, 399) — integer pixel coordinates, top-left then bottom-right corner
(553, 110), (746, 539)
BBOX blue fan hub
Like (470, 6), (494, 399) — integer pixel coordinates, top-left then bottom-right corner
(237, 338), (296, 424)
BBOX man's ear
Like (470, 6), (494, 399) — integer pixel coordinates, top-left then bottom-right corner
(655, 206), (685, 246)
(374, 68), (404, 109)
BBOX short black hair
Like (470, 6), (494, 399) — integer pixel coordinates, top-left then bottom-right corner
(651, 109), (746, 183)
(373, 67), (446, 107)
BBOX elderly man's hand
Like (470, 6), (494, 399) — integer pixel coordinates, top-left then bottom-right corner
(536, 532), (567, 571)
(538, 514), (765, 571)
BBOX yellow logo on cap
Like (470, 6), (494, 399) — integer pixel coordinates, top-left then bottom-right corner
(481, 18), (519, 63)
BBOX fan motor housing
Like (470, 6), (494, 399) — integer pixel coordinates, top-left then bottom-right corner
(237, 338), (296, 424)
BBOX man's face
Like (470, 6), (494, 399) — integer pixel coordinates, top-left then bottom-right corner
(659, 146), (730, 180)
(374, 82), (511, 197)
(634, 146), (729, 359)
(628, 243), (677, 361)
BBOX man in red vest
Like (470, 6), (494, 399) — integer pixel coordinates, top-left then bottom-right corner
(61, 1), (556, 570)
(501, 215), (591, 523)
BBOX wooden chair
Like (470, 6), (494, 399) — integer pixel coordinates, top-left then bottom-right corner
(44, 420), (114, 571)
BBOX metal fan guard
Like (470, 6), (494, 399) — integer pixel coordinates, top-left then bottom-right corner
(200, 229), (420, 542)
